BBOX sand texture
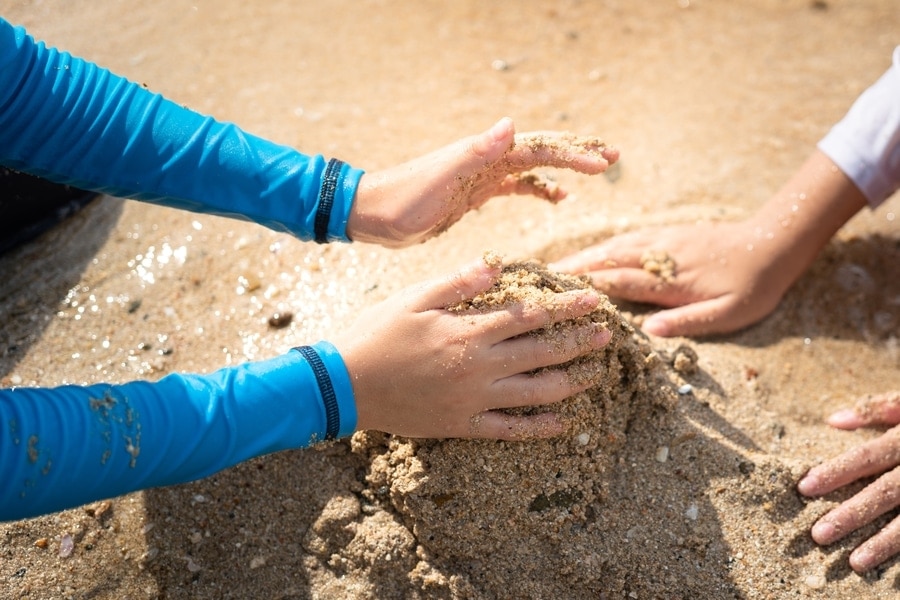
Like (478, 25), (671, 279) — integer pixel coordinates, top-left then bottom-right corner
(1, 1), (900, 598)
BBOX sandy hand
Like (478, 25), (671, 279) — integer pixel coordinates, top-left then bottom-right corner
(332, 255), (612, 440)
(797, 390), (900, 573)
(346, 117), (618, 248)
(549, 221), (794, 337)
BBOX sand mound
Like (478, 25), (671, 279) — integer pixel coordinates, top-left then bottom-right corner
(346, 261), (682, 597)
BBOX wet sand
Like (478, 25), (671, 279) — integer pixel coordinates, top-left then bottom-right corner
(1, 0), (899, 598)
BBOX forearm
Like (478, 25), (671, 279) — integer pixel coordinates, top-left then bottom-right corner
(0, 18), (362, 242)
(747, 46), (899, 288)
(745, 149), (868, 289)
(0, 342), (356, 521)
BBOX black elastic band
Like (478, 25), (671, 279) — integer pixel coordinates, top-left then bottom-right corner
(294, 345), (340, 440)
(314, 158), (343, 244)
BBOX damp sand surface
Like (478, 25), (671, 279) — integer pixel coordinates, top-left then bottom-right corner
(2, 1), (900, 598)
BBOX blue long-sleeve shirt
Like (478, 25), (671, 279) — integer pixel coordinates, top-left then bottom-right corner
(0, 17), (362, 521)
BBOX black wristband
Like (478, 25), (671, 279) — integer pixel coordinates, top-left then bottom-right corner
(293, 345), (340, 440)
(313, 158), (343, 244)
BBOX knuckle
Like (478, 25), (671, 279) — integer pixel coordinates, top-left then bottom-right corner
(517, 382), (541, 406)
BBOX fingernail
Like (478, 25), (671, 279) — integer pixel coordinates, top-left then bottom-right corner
(593, 328), (612, 346)
(642, 316), (668, 337)
(826, 408), (860, 428)
(797, 473), (818, 496)
(850, 547), (875, 573)
(490, 117), (513, 142)
(811, 520), (835, 544)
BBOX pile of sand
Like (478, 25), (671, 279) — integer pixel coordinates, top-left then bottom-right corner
(301, 261), (759, 598)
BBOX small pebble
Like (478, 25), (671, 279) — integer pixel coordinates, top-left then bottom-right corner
(685, 504), (699, 521)
(677, 384), (693, 395)
(268, 310), (294, 329)
(575, 432), (591, 446)
(237, 274), (261, 294)
(655, 446), (669, 463)
(142, 547), (159, 562)
(671, 345), (699, 375)
(59, 534), (74, 558)
(804, 574), (826, 590)
(34, 538), (48, 549)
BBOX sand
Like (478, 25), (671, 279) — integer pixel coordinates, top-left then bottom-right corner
(1, 0), (900, 598)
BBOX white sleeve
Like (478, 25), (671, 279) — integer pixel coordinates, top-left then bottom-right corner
(817, 46), (900, 208)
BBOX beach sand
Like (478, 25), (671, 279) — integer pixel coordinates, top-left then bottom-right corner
(1, 0), (899, 598)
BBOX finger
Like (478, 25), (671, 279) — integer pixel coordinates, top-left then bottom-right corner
(489, 365), (601, 410)
(494, 172), (568, 203)
(809, 465), (900, 547)
(828, 391), (900, 430)
(468, 116), (518, 163)
(496, 323), (612, 375)
(641, 296), (754, 338)
(849, 514), (900, 573)
(548, 240), (647, 274)
(588, 269), (679, 303)
(468, 410), (566, 441)
(476, 288), (602, 343)
(797, 426), (900, 497)
(412, 257), (501, 311)
(507, 132), (619, 174)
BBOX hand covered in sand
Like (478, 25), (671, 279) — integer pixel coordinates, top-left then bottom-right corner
(798, 391), (900, 573)
(332, 256), (612, 440)
(549, 220), (796, 337)
(552, 150), (869, 337)
(346, 117), (618, 248)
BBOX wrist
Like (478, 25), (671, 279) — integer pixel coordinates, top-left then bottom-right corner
(745, 150), (868, 285)
(292, 341), (358, 440)
(345, 173), (396, 246)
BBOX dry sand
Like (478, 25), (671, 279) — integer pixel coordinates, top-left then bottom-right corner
(1, 0), (900, 598)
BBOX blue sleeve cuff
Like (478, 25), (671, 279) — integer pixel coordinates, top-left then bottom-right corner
(0, 346), (359, 521)
(294, 341), (358, 440)
(308, 158), (364, 243)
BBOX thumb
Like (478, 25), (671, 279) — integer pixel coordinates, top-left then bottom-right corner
(828, 391), (900, 429)
(641, 297), (744, 338)
(469, 117), (517, 162)
(412, 255), (502, 310)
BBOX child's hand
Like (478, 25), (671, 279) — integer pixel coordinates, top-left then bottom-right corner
(347, 117), (618, 248)
(552, 150), (869, 338)
(549, 220), (797, 337)
(798, 391), (900, 573)
(332, 257), (612, 440)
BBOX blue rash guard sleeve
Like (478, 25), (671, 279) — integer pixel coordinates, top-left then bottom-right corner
(0, 17), (363, 242)
(0, 19), (367, 520)
(0, 341), (357, 522)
